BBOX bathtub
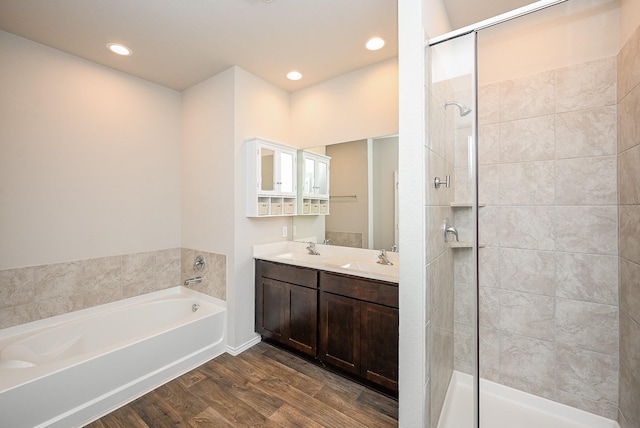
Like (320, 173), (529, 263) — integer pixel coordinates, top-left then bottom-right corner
(0, 286), (227, 428)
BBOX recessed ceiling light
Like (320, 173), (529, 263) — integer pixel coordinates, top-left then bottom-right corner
(365, 37), (385, 51)
(107, 43), (133, 56)
(287, 71), (302, 81)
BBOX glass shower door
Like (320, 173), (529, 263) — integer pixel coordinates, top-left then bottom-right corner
(427, 31), (479, 428)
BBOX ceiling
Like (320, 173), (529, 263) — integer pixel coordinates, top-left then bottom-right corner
(0, 0), (533, 92)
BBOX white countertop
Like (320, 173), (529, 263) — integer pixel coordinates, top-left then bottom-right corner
(253, 241), (399, 283)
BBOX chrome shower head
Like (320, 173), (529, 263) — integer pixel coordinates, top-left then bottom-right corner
(444, 101), (472, 117)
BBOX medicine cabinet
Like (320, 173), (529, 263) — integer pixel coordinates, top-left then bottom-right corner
(297, 150), (331, 215)
(246, 137), (297, 217)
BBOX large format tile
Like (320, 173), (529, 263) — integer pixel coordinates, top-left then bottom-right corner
(500, 291), (555, 341)
(618, 84), (640, 153)
(620, 311), (640, 384)
(620, 258), (640, 323)
(556, 344), (618, 407)
(619, 361), (640, 428)
(499, 332), (555, 387)
(34, 261), (83, 301)
(500, 207), (555, 251)
(556, 298), (618, 355)
(619, 144), (640, 205)
(555, 206), (618, 255)
(620, 205), (640, 264)
(0, 267), (34, 309)
(499, 248), (555, 296)
(555, 57), (616, 112)
(555, 106), (617, 159)
(618, 24), (640, 102)
(499, 71), (555, 121)
(499, 115), (555, 162)
(478, 123), (500, 165)
(555, 156), (617, 206)
(478, 83), (500, 125)
(556, 253), (618, 305)
(499, 161), (555, 206)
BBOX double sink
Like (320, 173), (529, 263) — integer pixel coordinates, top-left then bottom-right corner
(253, 242), (399, 283)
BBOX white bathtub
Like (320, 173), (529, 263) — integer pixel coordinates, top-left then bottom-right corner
(0, 286), (227, 428)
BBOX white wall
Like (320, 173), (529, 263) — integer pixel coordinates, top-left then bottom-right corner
(231, 67), (292, 349)
(478, 0), (620, 85)
(291, 58), (398, 148)
(181, 67), (235, 256)
(0, 31), (182, 270)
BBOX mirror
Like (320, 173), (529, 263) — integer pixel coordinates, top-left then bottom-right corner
(293, 135), (399, 251)
(260, 148), (274, 192)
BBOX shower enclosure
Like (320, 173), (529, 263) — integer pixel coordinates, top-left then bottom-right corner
(424, 0), (635, 426)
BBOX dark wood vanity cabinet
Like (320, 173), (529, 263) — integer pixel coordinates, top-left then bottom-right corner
(255, 260), (318, 356)
(319, 271), (399, 394)
(255, 260), (398, 396)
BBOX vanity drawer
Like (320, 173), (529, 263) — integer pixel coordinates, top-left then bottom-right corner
(319, 271), (398, 308)
(256, 260), (318, 289)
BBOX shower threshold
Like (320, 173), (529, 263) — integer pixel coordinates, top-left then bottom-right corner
(437, 371), (619, 428)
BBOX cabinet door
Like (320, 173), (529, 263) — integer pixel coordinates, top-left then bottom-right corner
(287, 284), (317, 355)
(256, 277), (287, 342)
(361, 302), (399, 391)
(278, 149), (296, 196)
(319, 292), (360, 375)
(258, 146), (276, 193)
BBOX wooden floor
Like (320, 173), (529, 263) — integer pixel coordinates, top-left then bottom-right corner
(86, 342), (398, 427)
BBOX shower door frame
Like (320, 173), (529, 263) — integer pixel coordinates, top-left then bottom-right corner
(426, 1), (569, 427)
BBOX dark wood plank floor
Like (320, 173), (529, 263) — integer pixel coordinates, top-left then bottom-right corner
(86, 342), (398, 427)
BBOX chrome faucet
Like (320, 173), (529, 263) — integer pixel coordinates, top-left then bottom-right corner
(377, 249), (393, 265)
(444, 218), (459, 242)
(306, 241), (320, 255)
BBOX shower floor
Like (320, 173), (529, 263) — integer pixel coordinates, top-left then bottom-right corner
(437, 371), (620, 428)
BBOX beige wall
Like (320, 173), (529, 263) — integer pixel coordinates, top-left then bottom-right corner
(620, 0), (640, 46)
(291, 58), (398, 148)
(478, 0), (620, 85)
(0, 31), (182, 270)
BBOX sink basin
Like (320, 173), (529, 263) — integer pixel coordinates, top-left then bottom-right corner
(273, 252), (346, 266)
(341, 261), (397, 275)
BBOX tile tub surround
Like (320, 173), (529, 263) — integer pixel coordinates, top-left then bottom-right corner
(617, 23), (640, 428)
(453, 56), (620, 419)
(0, 248), (227, 330)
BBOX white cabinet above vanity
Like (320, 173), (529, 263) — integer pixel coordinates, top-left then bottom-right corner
(297, 150), (331, 215)
(246, 137), (298, 217)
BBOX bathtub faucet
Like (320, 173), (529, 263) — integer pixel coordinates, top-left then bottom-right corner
(184, 276), (203, 285)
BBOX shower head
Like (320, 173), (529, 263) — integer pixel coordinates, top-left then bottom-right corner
(445, 101), (472, 117)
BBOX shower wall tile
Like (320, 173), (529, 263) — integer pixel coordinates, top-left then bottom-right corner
(554, 206), (618, 255)
(556, 344), (618, 407)
(479, 287), (500, 330)
(155, 248), (181, 289)
(555, 106), (617, 159)
(478, 247), (500, 289)
(500, 291), (555, 341)
(556, 253), (618, 305)
(0, 267), (34, 309)
(121, 251), (156, 285)
(620, 312), (640, 383)
(454, 281), (474, 326)
(478, 123), (500, 165)
(499, 70), (555, 121)
(500, 373), (556, 402)
(555, 156), (617, 206)
(619, 144), (640, 205)
(82, 256), (122, 292)
(555, 57), (617, 112)
(34, 294), (84, 321)
(478, 83), (500, 125)
(618, 84), (640, 153)
(479, 327), (500, 377)
(500, 206), (555, 251)
(619, 361), (640, 428)
(499, 332), (555, 387)
(556, 390), (618, 420)
(499, 248), (555, 296)
(454, 126), (472, 168)
(617, 24), (640, 103)
(499, 161), (555, 206)
(0, 304), (36, 331)
(620, 205), (640, 264)
(620, 258), (640, 323)
(556, 298), (618, 355)
(499, 115), (555, 162)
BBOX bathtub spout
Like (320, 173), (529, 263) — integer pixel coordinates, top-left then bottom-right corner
(184, 276), (203, 286)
